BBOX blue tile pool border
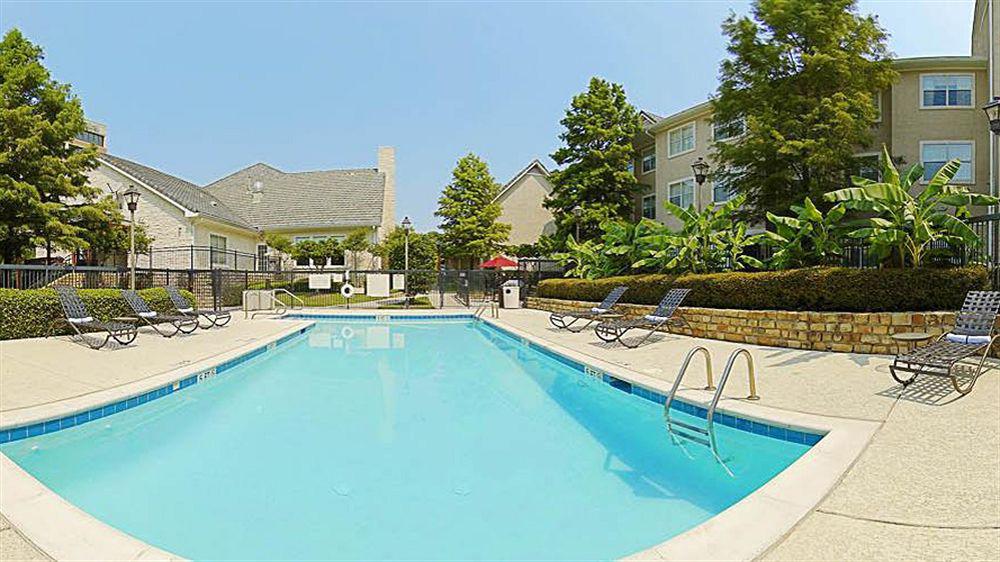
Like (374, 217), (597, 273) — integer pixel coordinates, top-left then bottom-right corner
(474, 320), (824, 447)
(0, 325), (314, 445)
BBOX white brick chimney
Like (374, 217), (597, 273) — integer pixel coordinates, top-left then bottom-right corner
(377, 146), (396, 238)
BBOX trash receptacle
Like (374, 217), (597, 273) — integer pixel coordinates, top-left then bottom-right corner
(502, 280), (521, 309)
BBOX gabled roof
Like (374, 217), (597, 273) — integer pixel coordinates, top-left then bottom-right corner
(494, 159), (551, 203)
(639, 110), (663, 125)
(205, 163), (386, 230)
(99, 153), (252, 228)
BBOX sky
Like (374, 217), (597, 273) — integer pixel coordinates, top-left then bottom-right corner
(1, 0), (978, 231)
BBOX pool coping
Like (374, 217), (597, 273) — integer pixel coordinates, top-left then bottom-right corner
(478, 316), (879, 562)
(0, 320), (314, 562)
(0, 313), (878, 561)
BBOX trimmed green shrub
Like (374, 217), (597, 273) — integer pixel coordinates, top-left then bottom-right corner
(537, 266), (989, 312)
(0, 287), (197, 340)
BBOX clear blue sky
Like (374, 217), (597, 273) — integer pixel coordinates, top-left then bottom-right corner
(1, 1), (976, 231)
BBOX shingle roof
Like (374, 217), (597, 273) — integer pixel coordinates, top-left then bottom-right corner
(99, 153), (252, 228)
(205, 163), (385, 230)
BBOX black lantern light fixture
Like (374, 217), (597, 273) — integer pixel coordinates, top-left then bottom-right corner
(123, 185), (140, 290)
(691, 157), (710, 186)
(984, 97), (1000, 135)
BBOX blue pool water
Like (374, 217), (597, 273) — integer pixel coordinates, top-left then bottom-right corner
(2, 319), (811, 560)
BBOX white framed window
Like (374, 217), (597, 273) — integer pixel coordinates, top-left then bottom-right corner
(712, 176), (736, 203)
(640, 147), (656, 174)
(712, 118), (745, 142)
(920, 74), (974, 108)
(668, 178), (695, 208)
(668, 123), (696, 157)
(855, 153), (881, 182)
(209, 234), (227, 265)
(641, 193), (656, 219)
(920, 141), (973, 183)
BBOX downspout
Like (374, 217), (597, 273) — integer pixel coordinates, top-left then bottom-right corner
(990, 0), (996, 211)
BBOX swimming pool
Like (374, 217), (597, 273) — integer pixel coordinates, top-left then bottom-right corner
(2, 318), (813, 560)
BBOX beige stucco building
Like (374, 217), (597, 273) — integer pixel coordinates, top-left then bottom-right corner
(68, 124), (396, 270)
(495, 160), (555, 246)
(634, 0), (999, 229)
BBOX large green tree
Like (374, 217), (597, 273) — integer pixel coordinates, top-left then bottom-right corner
(435, 153), (510, 262)
(711, 0), (896, 220)
(0, 29), (102, 262)
(545, 77), (642, 243)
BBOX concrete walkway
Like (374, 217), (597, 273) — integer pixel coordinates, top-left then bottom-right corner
(1, 310), (997, 560)
(494, 309), (1000, 561)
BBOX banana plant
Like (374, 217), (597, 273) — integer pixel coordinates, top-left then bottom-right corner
(762, 197), (848, 269)
(633, 194), (749, 273)
(552, 235), (607, 279)
(824, 145), (998, 268)
(601, 218), (669, 274)
(717, 221), (767, 271)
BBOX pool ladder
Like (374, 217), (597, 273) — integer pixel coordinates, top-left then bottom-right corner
(663, 346), (759, 470)
(473, 299), (498, 319)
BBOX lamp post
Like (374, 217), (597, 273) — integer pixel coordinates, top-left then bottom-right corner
(691, 158), (711, 209)
(401, 216), (412, 271)
(123, 185), (140, 290)
(572, 205), (583, 240)
(983, 97), (1000, 135)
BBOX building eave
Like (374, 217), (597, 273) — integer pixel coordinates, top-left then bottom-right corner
(647, 101), (714, 134)
(892, 55), (988, 71)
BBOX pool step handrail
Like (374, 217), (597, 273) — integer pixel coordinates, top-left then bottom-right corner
(249, 290), (292, 319)
(273, 288), (306, 310)
(474, 299), (498, 319)
(664, 346), (759, 472)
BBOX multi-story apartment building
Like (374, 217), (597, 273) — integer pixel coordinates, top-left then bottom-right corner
(632, 0), (998, 229)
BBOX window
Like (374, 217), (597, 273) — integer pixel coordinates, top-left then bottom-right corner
(712, 118), (745, 142)
(74, 130), (105, 147)
(209, 234), (227, 266)
(921, 74), (974, 108)
(712, 176), (736, 203)
(668, 123), (696, 157)
(856, 154), (881, 182)
(641, 193), (656, 219)
(873, 92), (882, 122)
(921, 142), (973, 183)
(668, 178), (695, 208)
(640, 147), (656, 174)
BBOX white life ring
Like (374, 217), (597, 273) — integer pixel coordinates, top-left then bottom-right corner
(341, 326), (355, 340)
(341, 283), (355, 299)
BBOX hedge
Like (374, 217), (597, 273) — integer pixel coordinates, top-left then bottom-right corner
(536, 266), (990, 312)
(0, 287), (197, 341)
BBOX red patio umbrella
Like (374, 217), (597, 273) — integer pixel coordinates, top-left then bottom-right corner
(480, 256), (518, 269)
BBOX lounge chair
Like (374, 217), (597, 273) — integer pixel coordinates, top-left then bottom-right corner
(121, 289), (198, 337)
(52, 286), (138, 349)
(166, 286), (231, 328)
(594, 288), (691, 348)
(549, 286), (629, 333)
(889, 290), (1000, 395)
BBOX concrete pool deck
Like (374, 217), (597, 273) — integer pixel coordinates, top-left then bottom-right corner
(0, 309), (997, 560)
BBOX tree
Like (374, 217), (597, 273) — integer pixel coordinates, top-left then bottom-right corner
(545, 77), (642, 243)
(77, 197), (152, 264)
(375, 228), (440, 292)
(711, 0), (896, 220)
(435, 153), (510, 263)
(341, 228), (371, 270)
(0, 29), (102, 262)
(825, 145), (997, 268)
(292, 238), (341, 271)
(263, 232), (293, 255)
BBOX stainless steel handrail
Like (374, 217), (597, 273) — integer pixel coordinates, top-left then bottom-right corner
(706, 348), (760, 446)
(273, 288), (305, 310)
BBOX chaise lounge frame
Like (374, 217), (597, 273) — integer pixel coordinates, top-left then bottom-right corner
(594, 288), (691, 349)
(549, 286), (629, 333)
(51, 286), (138, 350)
(889, 290), (1000, 395)
(121, 289), (199, 338)
(166, 286), (231, 328)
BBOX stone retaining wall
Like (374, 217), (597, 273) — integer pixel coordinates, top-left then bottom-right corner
(528, 297), (957, 355)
